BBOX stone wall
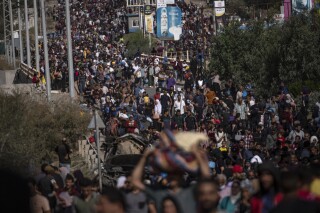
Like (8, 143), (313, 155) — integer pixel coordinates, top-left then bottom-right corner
(0, 70), (16, 86)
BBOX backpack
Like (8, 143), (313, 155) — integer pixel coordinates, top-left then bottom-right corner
(242, 90), (248, 98)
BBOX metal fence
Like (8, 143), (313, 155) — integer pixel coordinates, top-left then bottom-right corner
(78, 136), (100, 171)
(20, 62), (36, 79)
(141, 50), (191, 62)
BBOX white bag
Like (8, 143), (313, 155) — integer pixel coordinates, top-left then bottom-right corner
(235, 131), (242, 141)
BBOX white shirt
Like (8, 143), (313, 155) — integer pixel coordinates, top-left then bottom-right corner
(101, 97), (106, 105)
(154, 103), (162, 115)
(236, 91), (243, 101)
(102, 86), (108, 95)
(154, 66), (160, 75)
(108, 67), (114, 73)
(119, 112), (129, 119)
(215, 131), (226, 148)
(133, 65), (140, 73)
(174, 100), (186, 114)
(134, 69), (141, 78)
(174, 93), (185, 101)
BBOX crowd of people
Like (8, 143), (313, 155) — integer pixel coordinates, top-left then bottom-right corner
(19, 115), (320, 213)
(28, 52), (320, 213)
(165, 1), (214, 61)
(23, 0), (320, 213)
(30, 0), (215, 92)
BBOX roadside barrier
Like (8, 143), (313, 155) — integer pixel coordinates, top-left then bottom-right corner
(78, 136), (101, 170)
(20, 62), (36, 79)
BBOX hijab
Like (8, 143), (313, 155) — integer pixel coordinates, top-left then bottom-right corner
(154, 99), (162, 115)
(213, 74), (221, 85)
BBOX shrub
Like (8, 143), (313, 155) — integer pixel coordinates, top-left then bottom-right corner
(123, 30), (157, 58)
(0, 90), (91, 175)
(288, 80), (320, 97)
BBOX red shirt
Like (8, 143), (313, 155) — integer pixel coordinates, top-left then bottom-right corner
(251, 193), (283, 213)
(281, 111), (292, 123)
(125, 120), (137, 133)
(154, 93), (160, 100)
(297, 189), (320, 201)
(277, 136), (286, 148)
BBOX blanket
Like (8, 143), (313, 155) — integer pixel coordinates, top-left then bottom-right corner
(147, 130), (209, 174)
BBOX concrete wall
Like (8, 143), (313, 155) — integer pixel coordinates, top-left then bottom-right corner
(0, 69), (34, 94)
(0, 70), (16, 86)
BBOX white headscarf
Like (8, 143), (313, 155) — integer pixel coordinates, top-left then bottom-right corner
(310, 136), (319, 143)
(117, 176), (126, 189)
(213, 74), (221, 85)
(154, 99), (162, 115)
(59, 167), (69, 184)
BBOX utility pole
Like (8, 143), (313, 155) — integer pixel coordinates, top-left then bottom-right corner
(39, 0), (42, 36)
(9, 0), (16, 69)
(201, 5), (205, 74)
(138, 6), (141, 30)
(18, 0), (23, 63)
(3, 0), (12, 65)
(213, 4), (216, 36)
(65, 0), (75, 99)
(3, 0), (8, 63)
(41, 0), (51, 101)
(87, 110), (105, 193)
(142, 0), (145, 38)
(94, 110), (103, 192)
(34, 0), (40, 72)
(24, 0), (31, 66)
(8, 41), (12, 64)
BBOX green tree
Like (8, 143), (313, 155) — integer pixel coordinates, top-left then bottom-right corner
(226, 0), (250, 19)
(0, 91), (91, 175)
(209, 13), (320, 97)
(123, 30), (157, 58)
(278, 14), (320, 83)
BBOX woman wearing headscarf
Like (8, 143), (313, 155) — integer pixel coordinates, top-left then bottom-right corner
(153, 99), (162, 131)
(310, 136), (319, 147)
(212, 74), (222, 98)
(154, 99), (162, 117)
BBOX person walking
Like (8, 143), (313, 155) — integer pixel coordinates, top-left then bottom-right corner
(55, 138), (72, 173)
(184, 110), (198, 131)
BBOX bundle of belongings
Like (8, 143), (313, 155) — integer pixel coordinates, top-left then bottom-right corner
(114, 134), (148, 155)
(147, 130), (209, 174)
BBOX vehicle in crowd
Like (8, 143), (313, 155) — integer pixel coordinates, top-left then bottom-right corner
(101, 134), (150, 186)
